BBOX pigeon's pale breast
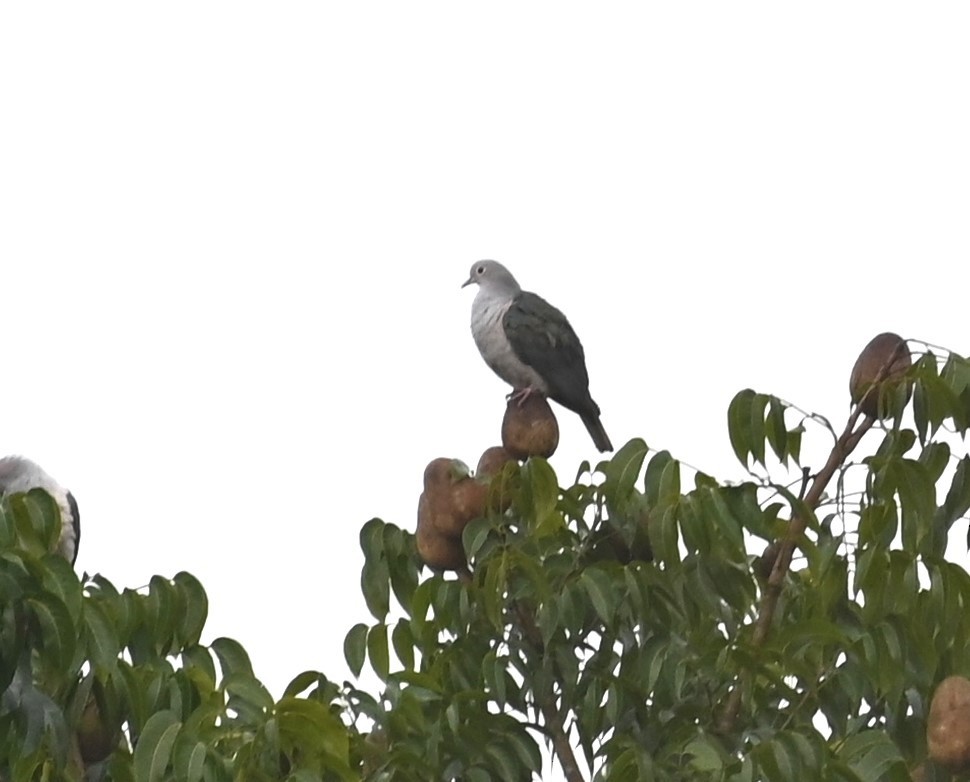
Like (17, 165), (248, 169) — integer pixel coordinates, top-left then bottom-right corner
(470, 294), (548, 393)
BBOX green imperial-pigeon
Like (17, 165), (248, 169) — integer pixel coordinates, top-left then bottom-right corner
(462, 260), (613, 452)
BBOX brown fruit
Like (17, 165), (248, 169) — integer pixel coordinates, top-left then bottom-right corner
(451, 477), (488, 525)
(928, 675), (970, 771)
(502, 395), (559, 459)
(77, 696), (118, 763)
(416, 493), (467, 571)
(423, 457), (468, 491)
(477, 446), (518, 477)
(424, 499), (463, 538)
(849, 332), (912, 418)
(421, 458), (470, 537)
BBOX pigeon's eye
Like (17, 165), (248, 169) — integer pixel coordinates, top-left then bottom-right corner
(476, 265), (485, 275)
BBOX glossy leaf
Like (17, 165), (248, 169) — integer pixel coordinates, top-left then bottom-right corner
(601, 438), (648, 506)
(343, 622), (368, 678)
(367, 623), (390, 681)
(133, 710), (181, 782)
(83, 597), (121, 670)
(210, 636), (254, 679)
(728, 389), (757, 466)
(173, 571), (208, 647)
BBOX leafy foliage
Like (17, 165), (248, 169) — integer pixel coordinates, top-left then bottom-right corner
(5, 342), (970, 780)
(0, 491), (359, 781)
(347, 344), (970, 781)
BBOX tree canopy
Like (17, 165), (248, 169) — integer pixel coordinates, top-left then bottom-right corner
(3, 335), (970, 781)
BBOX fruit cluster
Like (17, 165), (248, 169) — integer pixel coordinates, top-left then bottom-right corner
(415, 395), (560, 576)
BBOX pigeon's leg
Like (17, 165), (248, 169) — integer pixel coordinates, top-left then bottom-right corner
(508, 387), (542, 406)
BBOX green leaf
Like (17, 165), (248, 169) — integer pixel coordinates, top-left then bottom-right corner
(505, 728), (541, 772)
(837, 730), (908, 780)
(223, 674), (273, 728)
(919, 441), (951, 483)
(858, 501), (898, 549)
(391, 619), (415, 671)
(580, 567), (616, 627)
(944, 456), (970, 527)
(282, 670), (325, 699)
(912, 374), (930, 443)
(38, 554), (82, 617)
(276, 697), (352, 772)
(643, 449), (675, 504)
(704, 485), (746, 554)
(26, 593), (76, 670)
(942, 352), (970, 394)
(748, 392), (769, 467)
(685, 735), (725, 772)
(485, 743), (524, 780)
(0, 502), (17, 551)
(173, 571), (208, 646)
(210, 636), (254, 679)
(786, 423), (804, 466)
(224, 672), (274, 710)
(658, 456), (681, 502)
(173, 739), (206, 782)
(728, 389), (756, 467)
(367, 623), (390, 681)
(359, 517), (387, 560)
(885, 459), (934, 550)
(463, 516), (495, 565)
(766, 396), (788, 464)
(385, 523), (419, 615)
(343, 623), (368, 678)
(83, 597), (121, 670)
(520, 458), (561, 537)
(148, 575), (178, 655)
(180, 645), (216, 691)
(654, 504), (681, 565)
(360, 551), (390, 623)
(601, 438), (648, 506)
(14, 488), (62, 554)
(133, 710), (181, 782)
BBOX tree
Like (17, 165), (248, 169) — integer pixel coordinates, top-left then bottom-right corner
(3, 334), (970, 780)
(349, 335), (970, 781)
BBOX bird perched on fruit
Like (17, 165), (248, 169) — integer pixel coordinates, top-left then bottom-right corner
(463, 260), (612, 452)
(0, 455), (80, 564)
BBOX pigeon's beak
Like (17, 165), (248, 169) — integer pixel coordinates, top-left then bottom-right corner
(461, 275), (475, 289)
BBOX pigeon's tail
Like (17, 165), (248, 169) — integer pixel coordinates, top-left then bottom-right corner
(580, 411), (613, 452)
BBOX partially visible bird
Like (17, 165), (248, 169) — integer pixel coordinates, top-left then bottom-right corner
(0, 456), (80, 564)
(463, 260), (613, 452)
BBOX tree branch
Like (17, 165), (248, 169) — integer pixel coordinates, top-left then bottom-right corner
(716, 340), (910, 734)
(512, 602), (587, 782)
(716, 408), (873, 733)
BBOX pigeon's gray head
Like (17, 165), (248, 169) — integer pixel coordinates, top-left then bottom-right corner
(462, 260), (521, 295)
(0, 456), (46, 488)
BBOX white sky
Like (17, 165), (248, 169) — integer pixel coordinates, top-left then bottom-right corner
(2, 1), (969, 723)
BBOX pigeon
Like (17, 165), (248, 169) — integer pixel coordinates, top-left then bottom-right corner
(462, 260), (613, 452)
(0, 455), (80, 564)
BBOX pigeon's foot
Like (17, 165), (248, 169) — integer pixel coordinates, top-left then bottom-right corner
(508, 387), (543, 406)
